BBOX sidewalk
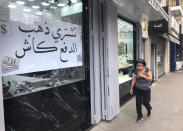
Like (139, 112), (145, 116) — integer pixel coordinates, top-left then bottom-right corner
(91, 70), (183, 131)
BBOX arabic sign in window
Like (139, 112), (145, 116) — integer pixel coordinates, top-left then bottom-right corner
(0, 0), (85, 99)
(0, 8), (83, 76)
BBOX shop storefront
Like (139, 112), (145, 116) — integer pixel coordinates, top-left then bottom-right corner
(151, 35), (166, 78)
(170, 37), (181, 71)
(156, 41), (166, 77)
(0, 0), (91, 130)
(163, 6), (181, 72)
(177, 20), (183, 70)
(149, 19), (168, 79)
(169, 15), (181, 71)
(176, 44), (182, 70)
(112, 0), (168, 106)
(117, 18), (136, 105)
(0, 0), (170, 130)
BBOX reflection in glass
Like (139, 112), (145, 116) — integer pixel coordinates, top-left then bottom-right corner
(156, 43), (165, 77)
(118, 18), (134, 84)
(3, 67), (85, 99)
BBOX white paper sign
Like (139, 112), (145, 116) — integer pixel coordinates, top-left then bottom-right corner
(0, 12), (83, 76)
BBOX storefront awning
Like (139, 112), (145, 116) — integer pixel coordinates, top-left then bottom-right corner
(113, 0), (168, 21)
(170, 6), (183, 17)
(169, 35), (180, 45)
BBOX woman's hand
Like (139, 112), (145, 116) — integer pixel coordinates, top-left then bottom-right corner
(138, 71), (153, 82)
(138, 73), (146, 78)
(130, 89), (133, 95)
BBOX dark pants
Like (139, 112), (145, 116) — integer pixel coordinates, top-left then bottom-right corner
(136, 88), (152, 118)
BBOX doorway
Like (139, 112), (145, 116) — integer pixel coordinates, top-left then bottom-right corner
(151, 44), (156, 80)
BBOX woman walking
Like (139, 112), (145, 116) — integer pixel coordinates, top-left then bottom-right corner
(130, 59), (153, 123)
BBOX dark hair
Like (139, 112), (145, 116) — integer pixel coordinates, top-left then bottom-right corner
(135, 59), (146, 67)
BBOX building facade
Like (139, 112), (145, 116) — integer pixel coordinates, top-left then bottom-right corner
(0, 0), (170, 131)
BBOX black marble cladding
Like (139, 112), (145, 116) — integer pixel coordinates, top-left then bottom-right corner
(119, 80), (133, 106)
(4, 80), (91, 131)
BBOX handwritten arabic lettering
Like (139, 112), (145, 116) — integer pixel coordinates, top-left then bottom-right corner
(15, 46), (31, 59)
(60, 42), (68, 62)
(19, 25), (44, 33)
(52, 28), (61, 40)
(59, 43), (78, 62)
(32, 37), (58, 53)
(15, 23), (80, 64)
(69, 44), (78, 53)
(60, 34), (77, 41)
(15, 38), (32, 59)
(52, 28), (77, 41)
(44, 22), (50, 35)
(45, 26), (50, 35)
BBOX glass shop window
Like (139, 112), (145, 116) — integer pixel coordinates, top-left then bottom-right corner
(117, 18), (135, 84)
(176, 45), (181, 62)
(156, 44), (165, 76)
(0, 0), (84, 100)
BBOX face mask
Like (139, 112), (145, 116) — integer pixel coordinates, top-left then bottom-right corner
(137, 66), (143, 70)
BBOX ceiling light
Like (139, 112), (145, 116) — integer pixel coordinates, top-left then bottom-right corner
(32, 6), (40, 9)
(42, 2), (50, 6)
(8, 5), (16, 8)
(36, 12), (43, 15)
(16, 1), (25, 5)
(71, 0), (78, 3)
(28, 0), (35, 1)
(23, 8), (31, 12)
(48, 0), (55, 3)
(58, 3), (66, 7)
